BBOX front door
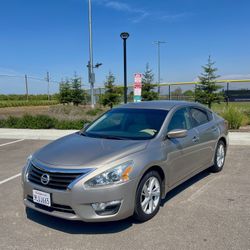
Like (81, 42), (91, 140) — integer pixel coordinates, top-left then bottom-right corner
(163, 107), (201, 187)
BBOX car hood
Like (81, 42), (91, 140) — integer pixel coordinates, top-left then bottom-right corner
(33, 132), (148, 169)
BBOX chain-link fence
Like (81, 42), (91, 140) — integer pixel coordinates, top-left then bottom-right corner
(1, 74), (249, 104)
(0, 74), (60, 99)
(90, 80), (250, 105)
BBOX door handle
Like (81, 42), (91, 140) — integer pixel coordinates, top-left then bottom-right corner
(212, 127), (217, 132)
(192, 136), (199, 143)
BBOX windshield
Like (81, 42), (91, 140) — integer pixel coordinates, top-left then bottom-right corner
(83, 108), (168, 140)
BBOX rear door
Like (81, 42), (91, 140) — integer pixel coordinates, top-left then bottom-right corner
(189, 107), (219, 167)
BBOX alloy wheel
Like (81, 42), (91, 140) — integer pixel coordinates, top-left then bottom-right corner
(140, 176), (161, 215)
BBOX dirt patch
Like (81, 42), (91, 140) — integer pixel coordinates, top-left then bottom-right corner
(0, 106), (50, 119)
(0, 104), (107, 121)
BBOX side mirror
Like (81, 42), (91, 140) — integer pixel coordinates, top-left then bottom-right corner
(167, 129), (187, 139)
(83, 123), (90, 129)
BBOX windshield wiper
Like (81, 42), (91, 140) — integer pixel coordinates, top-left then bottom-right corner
(100, 135), (126, 140)
(79, 131), (87, 136)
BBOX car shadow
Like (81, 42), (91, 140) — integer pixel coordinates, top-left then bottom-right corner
(26, 169), (211, 234)
(26, 207), (134, 234)
(161, 169), (211, 206)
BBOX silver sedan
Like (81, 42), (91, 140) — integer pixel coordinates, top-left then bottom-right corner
(22, 101), (228, 222)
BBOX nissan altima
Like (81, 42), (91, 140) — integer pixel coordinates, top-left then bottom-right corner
(22, 101), (228, 222)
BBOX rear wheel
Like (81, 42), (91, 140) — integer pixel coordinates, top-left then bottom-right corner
(210, 140), (226, 173)
(134, 171), (162, 222)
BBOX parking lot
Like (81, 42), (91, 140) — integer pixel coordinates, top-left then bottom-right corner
(0, 137), (250, 250)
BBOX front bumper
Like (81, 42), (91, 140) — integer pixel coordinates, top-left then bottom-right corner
(23, 176), (137, 222)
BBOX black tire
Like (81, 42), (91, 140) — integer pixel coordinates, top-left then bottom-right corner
(134, 171), (162, 222)
(210, 140), (226, 173)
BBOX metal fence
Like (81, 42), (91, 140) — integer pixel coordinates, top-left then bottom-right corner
(89, 79), (250, 104)
(0, 74), (249, 103)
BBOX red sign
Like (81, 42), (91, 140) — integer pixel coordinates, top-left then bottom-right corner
(134, 73), (142, 102)
(134, 73), (142, 84)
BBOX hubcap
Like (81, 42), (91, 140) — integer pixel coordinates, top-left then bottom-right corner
(140, 177), (161, 215)
(216, 144), (225, 168)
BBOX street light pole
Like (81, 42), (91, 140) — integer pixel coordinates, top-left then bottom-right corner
(154, 41), (166, 95)
(88, 0), (95, 108)
(46, 71), (50, 101)
(120, 32), (129, 104)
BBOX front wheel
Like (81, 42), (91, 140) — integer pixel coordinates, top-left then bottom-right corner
(134, 171), (162, 222)
(210, 140), (226, 173)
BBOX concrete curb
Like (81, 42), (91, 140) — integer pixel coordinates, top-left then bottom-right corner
(0, 128), (78, 140)
(0, 128), (249, 145)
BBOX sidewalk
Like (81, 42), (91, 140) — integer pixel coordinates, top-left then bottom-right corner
(0, 128), (250, 145)
(0, 128), (78, 140)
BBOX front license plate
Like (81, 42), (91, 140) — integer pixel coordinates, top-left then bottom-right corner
(33, 190), (51, 207)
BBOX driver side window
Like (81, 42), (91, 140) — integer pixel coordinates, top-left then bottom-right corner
(167, 108), (192, 131)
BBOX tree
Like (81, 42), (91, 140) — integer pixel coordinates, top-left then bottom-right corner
(183, 89), (194, 101)
(141, 63), (158, 101)
(101, 72), (121, 108)
(59, 80), (71, 104)
(183, 90), (194, 97)
(71, 76), (83, 106)
(171, 87), (183, 99)
(195, 56), (223, 108)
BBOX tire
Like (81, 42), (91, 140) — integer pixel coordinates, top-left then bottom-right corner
(134, 171), (162, 222)
(210, 140), (226, 173)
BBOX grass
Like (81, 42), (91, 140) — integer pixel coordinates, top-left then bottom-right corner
(0, 101), (248, 130)
(211, 102), (250, 128)
(0, 100), (59, 108)
(0, 105), (107, 129)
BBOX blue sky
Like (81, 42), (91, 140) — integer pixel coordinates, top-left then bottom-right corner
(0, 0), (250, 93)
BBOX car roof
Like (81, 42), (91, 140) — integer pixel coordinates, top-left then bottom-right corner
(117, 100), (206, 111)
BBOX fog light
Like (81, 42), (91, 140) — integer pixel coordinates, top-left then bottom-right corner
(91, 200), (121, 216)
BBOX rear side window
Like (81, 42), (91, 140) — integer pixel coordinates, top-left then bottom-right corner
(207, 111), (213, 121)
(190, 108), (209, 127)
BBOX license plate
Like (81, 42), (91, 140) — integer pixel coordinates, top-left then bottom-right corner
(33, 190), (51, 207)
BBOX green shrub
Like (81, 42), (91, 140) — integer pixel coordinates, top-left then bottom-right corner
(220, 106), (244, 129)
(54, 119), (85, 130)
(0, 115), (89, 130)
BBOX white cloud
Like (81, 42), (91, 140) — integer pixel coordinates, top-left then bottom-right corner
(92, 0), (188, 24)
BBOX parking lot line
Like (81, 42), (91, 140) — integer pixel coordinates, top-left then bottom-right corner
(0, 139), (25, 147)
(0, 173), (21, 185)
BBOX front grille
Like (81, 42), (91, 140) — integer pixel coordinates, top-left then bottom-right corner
(28, 163), (87, 190)
(27, 195), (75, 214)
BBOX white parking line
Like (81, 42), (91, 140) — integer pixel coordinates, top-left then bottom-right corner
(0, 173), (21, 185)
(0, 139), (25, 147)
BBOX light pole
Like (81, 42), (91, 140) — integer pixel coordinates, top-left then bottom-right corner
(153, 41), (166, 95)
(87, 0), (102, 108)
(120, 32), (129, 104)
(88, 0), (95, 108)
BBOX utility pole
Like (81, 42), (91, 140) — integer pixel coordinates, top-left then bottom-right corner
(88, 0), (95, 108)
(25, 74), (29, 101)
(226, 82), (229, 106)
(153, 41), (166, 95)
(46, 71), (50, 100)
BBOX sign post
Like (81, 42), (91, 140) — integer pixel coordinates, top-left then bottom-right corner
(134, 73), (142, 102)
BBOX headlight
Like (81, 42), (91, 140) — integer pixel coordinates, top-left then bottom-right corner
(26, 155), (32, 166)
(84, 161), (134, 188)
(22, 155), (32, 183)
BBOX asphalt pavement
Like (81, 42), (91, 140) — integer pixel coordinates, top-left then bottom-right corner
(0, 138), (249, 250)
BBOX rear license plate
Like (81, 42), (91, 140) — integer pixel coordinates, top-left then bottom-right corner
(33, 190), (51, 207)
